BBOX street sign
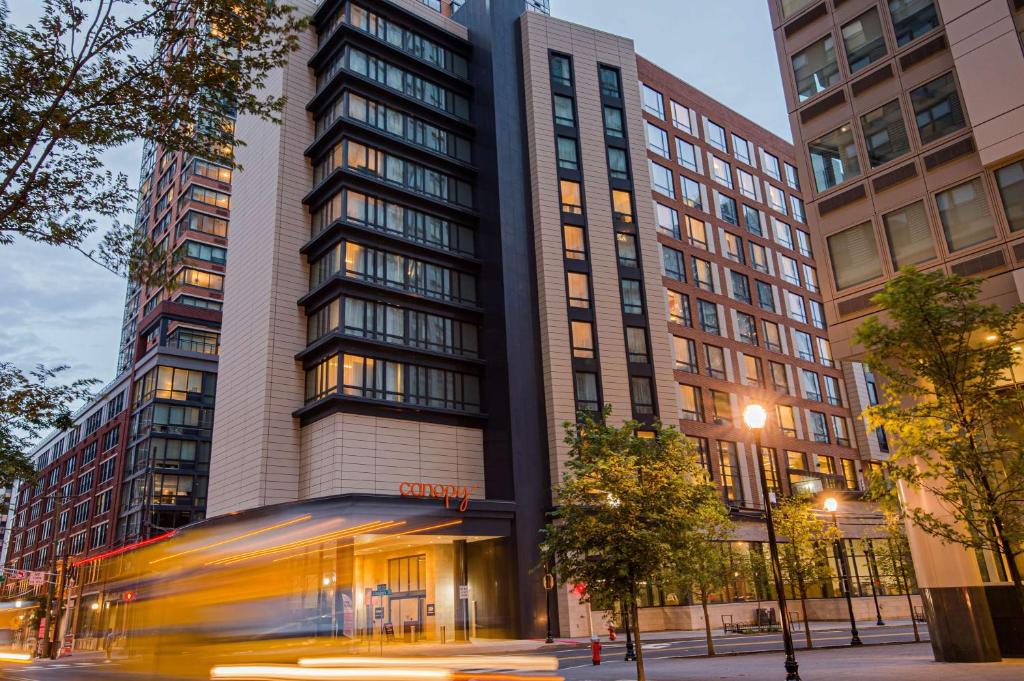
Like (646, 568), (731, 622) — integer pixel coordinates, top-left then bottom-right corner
(458, 585), (470, 600)
(28, 571), (46, 586)
(374, 607), (384, 620)
(370, 583), (392, 597)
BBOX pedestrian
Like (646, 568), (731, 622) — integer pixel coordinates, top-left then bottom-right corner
(103, 629), (115, 663)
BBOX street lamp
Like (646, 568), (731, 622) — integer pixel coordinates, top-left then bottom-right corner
(824, 497), (862, 646)
(743, 403), (800, 681)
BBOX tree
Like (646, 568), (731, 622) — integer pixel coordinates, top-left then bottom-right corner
(0, 0), (305, 281)
(0, 363), (96, 507)
(771, 495), (841, 649)
(671, 499), (734, 656)
(855, 268), (1024, 597)
(540, 408), (704, 681)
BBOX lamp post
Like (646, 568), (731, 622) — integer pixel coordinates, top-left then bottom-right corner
(743, 404), (800, 681)
(542, 567), (555, 644)
(824, 497), (862, 646)
(621, 601), (636, 662)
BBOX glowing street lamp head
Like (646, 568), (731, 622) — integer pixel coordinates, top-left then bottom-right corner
(742, 403), (767, 430)
(823, 497), (839, 513)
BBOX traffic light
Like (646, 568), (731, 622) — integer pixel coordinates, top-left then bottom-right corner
(123, 591), (135, 602)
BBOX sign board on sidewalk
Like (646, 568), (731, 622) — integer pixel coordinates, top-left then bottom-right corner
(28, 571), (46, 586)
(458, 585), (470, 600)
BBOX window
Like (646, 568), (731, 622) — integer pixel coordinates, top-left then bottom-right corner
(837, 420), (854, 450)
(780, 255), (800, 285)
(781, 0), (816, 18)
(883, 201), (935, 267)
(560, 180), (583, 213)
(667, 290), (691, 326)
(778, 405), (798, 437)
(817, 337), (834, 367)
(101, 426), (120, 452)
(774, 218), (794, 249)
(770, 361), (790, 394)
(96, 488), (113, 514)
(671, 101), (693, 134)
(642, 84), (665, 118)
(717, 441), (740, 502)
(767, 186), (788, 217)
(679, 385), (703, 421)
(72, 500), (90, 526)
(724, 232), (745, 263)
(706, 120), (727, 152)
(824, 375), (843, 406)
(612, 190), (634, 223)
(861, 100), (910, 168)
(731, 271), (751, 304)
(936, 178), (996, 252)
(732, 134), (752, 165)
(575, 372), (600, 413)
(91, 523), (108, 549)
(828, 221), (883, 289)
(809, 413), (830, 443)
(698, 300), (720, 334)
(656, 203), (681, 239)
(802, 264), (819, 293)
(182, 240), (226, 264)
(571, 321), (594, 359)
(692, 257), (715, 291)
(177, 267), (224, 291)
(742, 354), (763, 387)
(99, 456), (116, 482)
(802, 369), (822, 401)
(556, 136), (578, 170)
(793, 35), (839, 102)
(550, 54), (571, 85)
(631, 377), (654, 415)
(679, 175), (704, 206)
(763, 152), (781, 181)
(651, 162), (675, 198)
(749, 241), (769, 272)
(810, 125), (861, 191)
(617, 232), (639, 267)
(646, 123), (670, 157)
(607, 147), (629, 180)
(843, 8), (887, 73)
(888, 0), (939, 47)
(599, 66), (620, 97)
(744, 205), (762, 236)
(790, 196), (806, 223)
(718, 193), (738, 225)
(563, 224), (587, 260)
(738, 169), (757, 199)
(910, 73), (966, 145)
(567, 272), (591, 309)
(82, 442), (98, 464)
(796, 229), (813, 257)
(737, 312), (758, 345)
(339, 353), (480, 411)
(786, 291), (807, 323)
(785, 163), (800, 190)
(553, 95), (575, 127)
(676, 139), (698, 172)
(809, 300), (826, 329)
(711, 156), (732, 188)
(687, 216), (709, 249)
(621, 279), (644, 315)
(757, 281), (776, 312)
(674, 336), (698, 373)
(996, 160), (1024, 232)
(794, 330), (814, 361)
(705, 344), (726, 380)
(663, 246), (686, 281)
(711, 390), (733, 424)
(626, 327), (649, 364)
(603, 106), (625, 137)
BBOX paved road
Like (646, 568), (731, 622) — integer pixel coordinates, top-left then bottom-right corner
(539, 623), (927, 670)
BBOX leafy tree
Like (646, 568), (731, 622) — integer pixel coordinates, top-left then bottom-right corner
(0, 364), (96, 507)
(540, 408), (705, 681)
(772, 495), (841, 649)
(671, 499), (734, 655)
(0, 0), (305, 281)
(855, 268), (1024, 597)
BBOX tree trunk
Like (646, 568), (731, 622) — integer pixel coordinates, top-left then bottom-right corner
(630, 598), (646, 681)
(898, 554), (921, 643)
(701, 589), (715, 656)
(800, 593), (812, 649)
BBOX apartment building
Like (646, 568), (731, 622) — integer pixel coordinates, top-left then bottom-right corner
(767, 0), (1024, 661)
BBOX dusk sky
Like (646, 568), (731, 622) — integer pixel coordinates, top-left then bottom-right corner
(0, 0), (789, 390)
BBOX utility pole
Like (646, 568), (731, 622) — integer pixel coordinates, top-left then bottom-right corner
(40, 494), (63, 659)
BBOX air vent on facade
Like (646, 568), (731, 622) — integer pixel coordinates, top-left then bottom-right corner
(850, 64), (893, 96)
(799, 90), (846, 123)
(818, 184), (866, 215)
(783, 2), (828, 37)
(899, 35), (947, 70)
(872, 163), (918, 192)
(951, 250), (1006, 277)
(923, 136), (975, 170)
(837, 291), (879, 317)
(1013, 242), (1024, 262)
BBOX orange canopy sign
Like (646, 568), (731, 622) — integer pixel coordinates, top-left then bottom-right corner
(399, 482), (478, 512)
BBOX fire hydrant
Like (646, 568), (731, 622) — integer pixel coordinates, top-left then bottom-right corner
(591, 637), (601, 665)
(607, 624), (616, 641)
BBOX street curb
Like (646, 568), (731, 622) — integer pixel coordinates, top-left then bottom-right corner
(663, 638), (931, 661)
